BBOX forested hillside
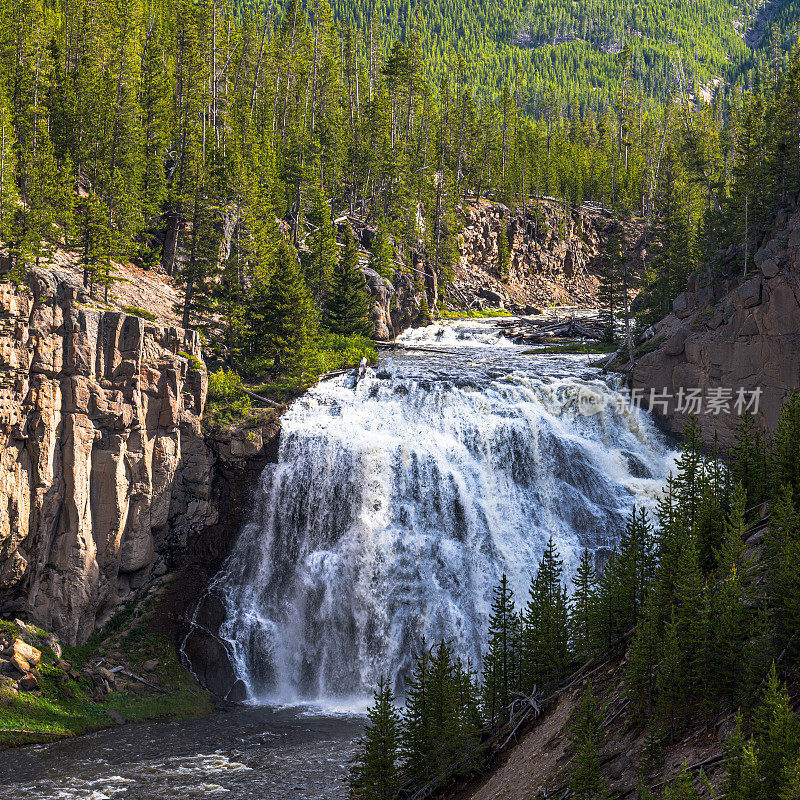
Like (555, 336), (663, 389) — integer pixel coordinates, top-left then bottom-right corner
(332, 0), (800, 111)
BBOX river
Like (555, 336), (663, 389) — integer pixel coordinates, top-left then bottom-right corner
(0, 318), (675, 799)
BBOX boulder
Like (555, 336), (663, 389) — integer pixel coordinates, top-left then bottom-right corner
(11, 652), (30, 674)
(737, 276), (762, 308)
(664, 327), (689, 356)
(142, 659), (159, 673)
(181, 627), (240, 700)
(760, 258), (779, 278)
(672, 292), (696, 319)
(18, 673), (39, 691)
(13, 639), (40, 667)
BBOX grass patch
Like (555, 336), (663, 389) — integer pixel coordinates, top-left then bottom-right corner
(205, 334), (378, 428)
(178, 350), (206, 372)
(0, 612), (211, 748)
(119, 304), (158, 322)
(312, 333), (378, 373)
(439, 307), (512, 319)
(525, 342), (618, 355)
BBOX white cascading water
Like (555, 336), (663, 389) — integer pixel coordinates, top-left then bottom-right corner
(208, 320), (675, 707)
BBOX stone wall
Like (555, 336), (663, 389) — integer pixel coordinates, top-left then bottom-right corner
(630, 203), (800, 448)
(0, 269), (265, 646)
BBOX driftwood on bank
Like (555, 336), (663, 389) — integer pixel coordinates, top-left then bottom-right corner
(496, 313), (604, 344)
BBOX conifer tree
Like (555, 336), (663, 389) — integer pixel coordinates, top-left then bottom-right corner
(753, 666), (800, 798)
(324, 227), (374, 337)
(523, 538), (570, 693)
(483, 574), (516, 727)
(305, 185), (338, 299)
(597, 222), (622, 343)
(655, 608), (684, 741)
(349, 676), (402, 800)
(664, 764), (703, 799)
(369, 214), (395, 280)
(568, 684), (610, 800)
(570, 548), (599, 661)
(252, 238), (316, 381)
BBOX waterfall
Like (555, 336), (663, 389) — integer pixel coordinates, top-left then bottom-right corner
(207, 322), (675, 707)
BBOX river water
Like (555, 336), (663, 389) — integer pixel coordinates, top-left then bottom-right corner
(0, 318), (675, 799)
(0, 705), (363, 799)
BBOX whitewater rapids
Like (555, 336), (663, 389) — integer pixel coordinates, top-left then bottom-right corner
(205, 319), (675, 707)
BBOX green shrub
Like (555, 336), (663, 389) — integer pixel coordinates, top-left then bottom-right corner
(208, 368), (247, 401)
(178, 350), (206, 372)
(120, 304), (157, 322)
(313, 332), (378, 374)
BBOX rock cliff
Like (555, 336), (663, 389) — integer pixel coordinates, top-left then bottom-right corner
(629, 201), (800, 447)
(0, 270), (277, 646)
(450, 199), (645, 312)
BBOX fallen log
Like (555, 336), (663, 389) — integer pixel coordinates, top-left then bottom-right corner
(118, 668), (167, 693)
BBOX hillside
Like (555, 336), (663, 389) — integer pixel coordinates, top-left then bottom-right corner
(332, 0), (799, 109)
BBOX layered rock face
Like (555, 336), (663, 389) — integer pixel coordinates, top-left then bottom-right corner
(631, 204), (800, 447)
(452, 200), (636, 310)
(0, 270), (216, 645)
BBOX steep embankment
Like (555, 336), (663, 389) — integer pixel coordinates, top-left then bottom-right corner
(628, 201), (800, 447)
(449, 518), (770, 800)
(0, 268), (279, 651)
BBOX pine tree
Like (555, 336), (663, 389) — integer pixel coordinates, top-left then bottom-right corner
(770, 392), (800, 504)
(496, 224), (510, 281)
(655, 608), (684, 741)
(568, 684), (610, 800)
(305, 184), (338, 299)
(570, 548), (599, 661)
(731, 413), (768, 511)
(349, 676), (402, 800)
(252, 238), (316, 381)
(324, 227), (374, 337)
(523, 538), (570, 693)
(401, 643), (431, 778)
(369, 213), (395, 280)
(753, 666), (800, 798)
(597, 222), (622, 343)
(483, 573), (516, 728)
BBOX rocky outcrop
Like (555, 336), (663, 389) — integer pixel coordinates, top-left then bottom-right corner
(0, 269), (275, 647)
(629, 202), (800, 447)
(451, 199), (644, 311)
(362, 267), (426, 340)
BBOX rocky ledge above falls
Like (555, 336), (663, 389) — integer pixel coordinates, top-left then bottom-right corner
(0, 269), (281, 648)
(627, 203), (800, 448)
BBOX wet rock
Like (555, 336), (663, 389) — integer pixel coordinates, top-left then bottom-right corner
(106, 709), (125, 724)
(181, 624), (239, 700)
(227, 679), (248, 703)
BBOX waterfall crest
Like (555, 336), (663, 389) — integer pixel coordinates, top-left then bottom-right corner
(208, 322), (675, 706)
